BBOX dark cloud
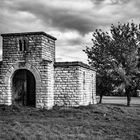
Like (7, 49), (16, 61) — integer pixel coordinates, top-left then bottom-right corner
(0, 0), (140, 62)
(1, 0), (138, 36)
(90, 0), (105, 5)
(68, 38), (83, 46)
(90, 0), (130, 5)
(7, 1), (95, 35)
(58, 38), (82, 46)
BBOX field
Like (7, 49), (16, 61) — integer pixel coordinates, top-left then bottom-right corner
(0, 97), (140, 140)
(97, 96), (140, 106)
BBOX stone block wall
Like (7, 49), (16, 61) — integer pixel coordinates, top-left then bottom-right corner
(0, 61), (10, 105)
(36, 60), (54, 109)
(0, 32), (56, 109)
(79, 67), (96, 105)
(54, 62), (96, 107)
(42, 35), (55, 62)
(0, 31), (96, 109)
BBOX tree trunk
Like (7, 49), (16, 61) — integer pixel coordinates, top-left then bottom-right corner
(126, 88), (131, 106)
(126, 93), (131, 106)
(99, 94), (103, 103)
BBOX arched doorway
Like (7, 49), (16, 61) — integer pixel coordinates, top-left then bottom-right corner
(12, 69), (36, 107)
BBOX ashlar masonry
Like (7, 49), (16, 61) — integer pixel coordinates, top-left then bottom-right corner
(0, 31), (96, 109)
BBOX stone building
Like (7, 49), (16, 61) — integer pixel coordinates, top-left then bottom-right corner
(0, 31), (96, 109)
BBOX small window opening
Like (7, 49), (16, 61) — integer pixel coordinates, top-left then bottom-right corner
(19, 40), (22, 51)
(23, 40), (27, 51)
(19, 39), (27, 52)
(83, 71), (85, 90)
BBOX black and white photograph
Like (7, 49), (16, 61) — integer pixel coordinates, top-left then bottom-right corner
(0, 0), (140, 139)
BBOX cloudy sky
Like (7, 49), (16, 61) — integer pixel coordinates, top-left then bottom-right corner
(0, 0), (140, 63)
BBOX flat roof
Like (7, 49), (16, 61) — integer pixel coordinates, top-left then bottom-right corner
(54, 61), (95, 71)
(1, 31), (57, 40)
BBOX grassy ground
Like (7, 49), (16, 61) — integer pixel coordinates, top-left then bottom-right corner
(0, 97), (140, 140)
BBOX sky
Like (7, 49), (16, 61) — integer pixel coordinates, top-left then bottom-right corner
(0, 0), (140, 63)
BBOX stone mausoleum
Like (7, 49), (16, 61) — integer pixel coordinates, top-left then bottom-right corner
(0, 32), (96, 109)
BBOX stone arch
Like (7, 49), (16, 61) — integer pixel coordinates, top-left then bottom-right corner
(5, 62), (41, 106)
(12, 69), (36, 106)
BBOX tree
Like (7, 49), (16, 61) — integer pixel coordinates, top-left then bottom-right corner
(96, 73), (114, 103)
(84, 22), (140, 106)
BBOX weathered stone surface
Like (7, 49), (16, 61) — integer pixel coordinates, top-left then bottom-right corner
(0, 32), (55, 109)
(0, 31), (96, 109)
(54, 62), (96, 107)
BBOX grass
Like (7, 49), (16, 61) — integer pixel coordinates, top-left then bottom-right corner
(0, 97), (140, 140)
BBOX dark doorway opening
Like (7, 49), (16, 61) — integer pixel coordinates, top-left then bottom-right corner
(12, 69), (36, 107)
